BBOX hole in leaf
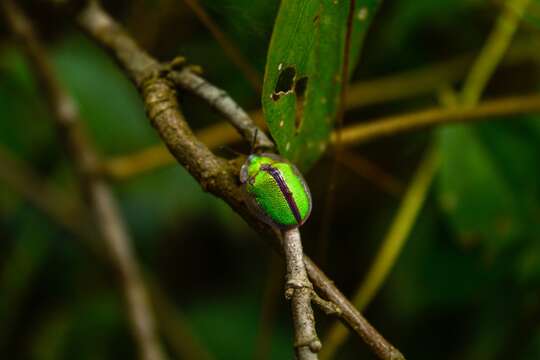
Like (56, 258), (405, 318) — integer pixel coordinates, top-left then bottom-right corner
(274, 66), (296, 94)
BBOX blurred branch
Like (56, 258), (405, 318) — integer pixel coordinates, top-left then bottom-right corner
(462, 0), (531, 105)
(105, 121), (242, 178)
(346, 38), (538, 108)
(126, 0), (181, 51)
(337, 93), (540, 145)
(344, 0), (539, 147)
(0, 146), (87, 234)
(181, 0), (262, 92)
(336, 151), (404, 198)
(1, 2), (166, 360)
(105, 89), (540, 180)
(0, 143), (215, 360)
(323, 0), (534, 355)
(104, 34), (540, 180)
(77, 2), (404, 359)
(320, 147), (439, 359)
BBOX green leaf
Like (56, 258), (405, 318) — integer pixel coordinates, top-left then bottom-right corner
(436, 120), (540, 276)
(523, 0), (540, 29)
(262, 0), (379, 170)
(388, 210), (494, 318)
(436, 125), (524, 252)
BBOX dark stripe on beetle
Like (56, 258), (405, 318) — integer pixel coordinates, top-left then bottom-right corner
(260, 164), (302, 224)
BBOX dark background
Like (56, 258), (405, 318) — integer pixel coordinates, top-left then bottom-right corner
(1, 0), (540, 359)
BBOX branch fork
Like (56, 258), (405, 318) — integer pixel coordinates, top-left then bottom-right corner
(77, 2), (405, 359)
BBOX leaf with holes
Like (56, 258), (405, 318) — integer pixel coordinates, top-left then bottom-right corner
(262, 0), (379, 170)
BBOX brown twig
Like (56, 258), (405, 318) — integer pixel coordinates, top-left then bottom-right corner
(76, 2), (404, 359)
(167, 67), (273, 150)
(181, 0), (262, 92)
(304, 257), (404, 360)
(1, 2), (166, 360)
(282, 229), (321, 359)
(337, 151), (404, 197)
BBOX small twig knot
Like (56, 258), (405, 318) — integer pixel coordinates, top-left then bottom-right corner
(294, 337), (322, 353)
(285, 278), (313, 299)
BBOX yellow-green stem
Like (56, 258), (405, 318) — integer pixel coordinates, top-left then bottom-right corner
(320, 147), (439, 360)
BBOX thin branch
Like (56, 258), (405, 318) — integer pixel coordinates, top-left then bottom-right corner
(323, 0), (534, 354)
(167, 68), (274, 150)
(0, 146), (87, 235)
(0, 145), (214, 360)
(337, 93), (540, 146)
(105, 120), (243, 179)
(181, 0), (262, 92)
(304, 258), (404, 360)
(76, 2), (404, 359)
(125, 0), (180, 51)
(73, 1), (537, 359)
(282, 228), (321, 360)
(462, 0), (531, 105)
(105, 89), (540, 180)
(1, 2), (166, 360)
(336, 151), (404, 198)
(320, 147), (439, 360)
(103, 34), (540, 180)
(345, 38), (538, 109)
(91, 183), (167, 360)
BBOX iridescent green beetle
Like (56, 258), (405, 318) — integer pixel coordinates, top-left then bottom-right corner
(240, 153), (312, 229)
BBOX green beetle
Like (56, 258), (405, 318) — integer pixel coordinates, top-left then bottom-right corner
(240, 153), (312, 229)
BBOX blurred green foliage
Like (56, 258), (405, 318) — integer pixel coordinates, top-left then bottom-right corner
(0, 0), (539, 359)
